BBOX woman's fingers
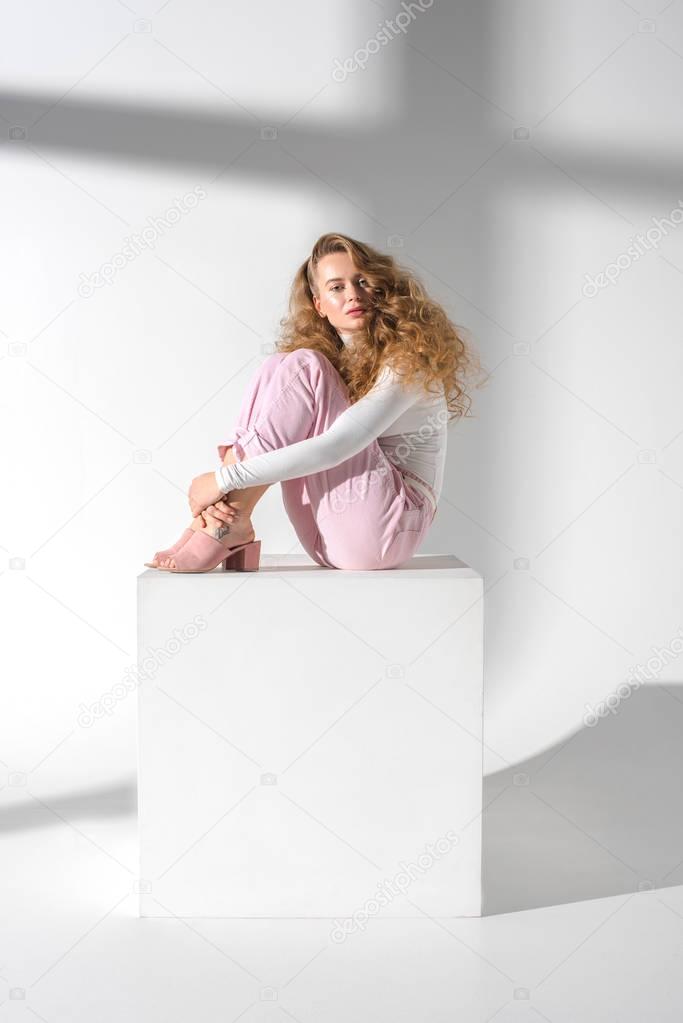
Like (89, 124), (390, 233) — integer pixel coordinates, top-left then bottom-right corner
(205, 501), (238, 524)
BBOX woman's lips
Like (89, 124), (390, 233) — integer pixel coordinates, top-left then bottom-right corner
(347, 308), (366, 316)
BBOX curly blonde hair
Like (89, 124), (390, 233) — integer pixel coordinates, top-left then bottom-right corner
(275, 232), (486, 422)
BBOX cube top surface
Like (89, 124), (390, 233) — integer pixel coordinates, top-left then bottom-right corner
(139, 554), (481, 581)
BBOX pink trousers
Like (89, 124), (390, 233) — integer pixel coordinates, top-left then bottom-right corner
(217, 348), (436, 571)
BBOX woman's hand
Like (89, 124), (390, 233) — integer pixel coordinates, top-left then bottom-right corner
(188, 471), (227, 518)
(205, 499), (239, 526)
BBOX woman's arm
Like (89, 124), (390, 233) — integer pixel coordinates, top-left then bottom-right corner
(214, 364), (424, 493)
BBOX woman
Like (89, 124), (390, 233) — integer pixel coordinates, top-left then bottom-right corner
(145, 232), (483, 573)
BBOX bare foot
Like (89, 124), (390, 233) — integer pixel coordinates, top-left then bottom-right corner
(146, 515), (207, 568)
(159, 504), (254, 570)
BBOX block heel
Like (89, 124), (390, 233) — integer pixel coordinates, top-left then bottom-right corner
(222, 539), (261, 572)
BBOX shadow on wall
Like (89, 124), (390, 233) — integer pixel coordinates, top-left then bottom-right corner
(483, 682), (683, 915)
(0, 781), (136, 833)
(2, 687), (681, 917)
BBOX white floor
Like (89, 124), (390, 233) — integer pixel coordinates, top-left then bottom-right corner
(2, 682), (683, 1022)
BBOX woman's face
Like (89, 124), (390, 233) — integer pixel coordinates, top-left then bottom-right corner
(312, 252), (373, 334)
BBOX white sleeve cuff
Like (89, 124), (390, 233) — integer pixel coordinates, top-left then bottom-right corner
(214, 467), (231, 494)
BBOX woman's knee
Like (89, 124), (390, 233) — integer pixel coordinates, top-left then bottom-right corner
(260, 351), (289, 369)
(283, 347), (335, 372)
(257, 349), (326, 388)
(259, 348), (333, 385)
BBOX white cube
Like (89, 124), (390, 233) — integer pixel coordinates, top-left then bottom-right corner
(137, 554), (483, 918)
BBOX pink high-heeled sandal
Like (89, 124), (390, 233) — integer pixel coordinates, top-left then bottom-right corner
(144, 527), (196, 569)
(146, 443), (236, 570)
(156, 530), (261, 574)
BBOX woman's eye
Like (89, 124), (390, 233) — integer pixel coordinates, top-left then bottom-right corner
(330, 279), (367, 291)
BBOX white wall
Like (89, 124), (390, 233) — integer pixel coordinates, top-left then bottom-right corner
(1, 0), (681, 800)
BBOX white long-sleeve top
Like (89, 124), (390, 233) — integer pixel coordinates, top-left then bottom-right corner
(214, 332), (448, 510)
